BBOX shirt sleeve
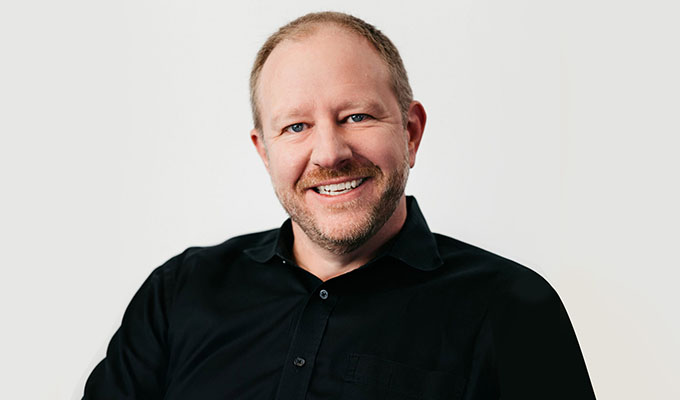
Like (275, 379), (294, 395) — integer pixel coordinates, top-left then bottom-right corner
(489, 271), (596, 400)
(83, 261), (176, 400)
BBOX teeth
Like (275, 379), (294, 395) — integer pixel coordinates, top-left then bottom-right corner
(316, 178), (364, 196)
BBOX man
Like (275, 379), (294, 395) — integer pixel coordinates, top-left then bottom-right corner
(83, 11), (596, 400)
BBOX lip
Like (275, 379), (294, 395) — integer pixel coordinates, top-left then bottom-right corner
(302, 176), (368, 191)
(304, 177), (371, 202)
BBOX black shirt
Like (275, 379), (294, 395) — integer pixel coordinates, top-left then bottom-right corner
(83, 197), (595, 399)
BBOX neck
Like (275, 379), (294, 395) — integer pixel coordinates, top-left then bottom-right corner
(291, 196), (408, 281)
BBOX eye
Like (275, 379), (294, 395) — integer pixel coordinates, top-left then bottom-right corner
(285, 122), (307, 133)
(346, 114), (371, 123)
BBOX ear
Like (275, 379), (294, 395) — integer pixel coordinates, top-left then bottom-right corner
(250, 128), (270, 172)
(405, 101), (427, 168)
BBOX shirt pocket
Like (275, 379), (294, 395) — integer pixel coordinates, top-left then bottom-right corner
(341, 353), (466, 400)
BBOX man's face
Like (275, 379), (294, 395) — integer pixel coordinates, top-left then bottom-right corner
(252, 26), (422, 254)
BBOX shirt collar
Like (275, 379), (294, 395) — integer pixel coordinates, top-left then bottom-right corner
(385, 196), (443, 271)
(244, 196), (443, 271)
(243, 220), (293, 264)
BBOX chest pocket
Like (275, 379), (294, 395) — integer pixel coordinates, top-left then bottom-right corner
(342, 353), (466, 400)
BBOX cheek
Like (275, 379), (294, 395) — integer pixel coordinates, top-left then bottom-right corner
(352, 135), (408, 168)
(268, 145), (308, 186)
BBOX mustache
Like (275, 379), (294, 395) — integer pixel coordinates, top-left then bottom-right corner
(296, 162), (381, 190)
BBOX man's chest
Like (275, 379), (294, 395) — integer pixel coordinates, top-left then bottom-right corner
(162, 265), (491, 400)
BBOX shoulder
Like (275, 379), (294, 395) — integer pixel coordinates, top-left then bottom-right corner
(149, 228), (279, 281)
(432, 233), (558, 306)
(431, 238), (597, 399)
(431, 233), (575, 345)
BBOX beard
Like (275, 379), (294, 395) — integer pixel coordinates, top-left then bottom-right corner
(273, 157), (410, 255)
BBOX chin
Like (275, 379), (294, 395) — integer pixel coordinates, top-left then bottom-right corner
(294, 199), (395, 255)
(302, 222), (377, 255)
(317, 216), (374, 241)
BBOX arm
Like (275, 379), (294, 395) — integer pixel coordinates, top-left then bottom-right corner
(83, 263), (175, 400)
(490, 272), (596, 400)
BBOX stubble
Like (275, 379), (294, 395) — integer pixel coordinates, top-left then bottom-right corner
(273, 156), (410, 255)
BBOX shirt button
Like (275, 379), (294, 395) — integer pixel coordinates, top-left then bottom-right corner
(293, 357), (306, 367)
(319, 289), (329, 300)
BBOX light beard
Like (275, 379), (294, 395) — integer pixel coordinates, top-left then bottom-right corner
(274, 159), (410, 255)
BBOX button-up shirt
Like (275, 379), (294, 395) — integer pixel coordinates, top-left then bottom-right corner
(83, 197), (595, 399)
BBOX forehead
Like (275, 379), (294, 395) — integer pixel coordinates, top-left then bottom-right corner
(256, 26), (393, 125)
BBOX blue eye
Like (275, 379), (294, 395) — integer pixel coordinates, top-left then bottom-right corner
(348, 114), (369, 123)
(286, 123), (306, 133)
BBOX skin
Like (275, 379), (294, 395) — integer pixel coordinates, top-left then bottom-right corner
(251, 25), (426, 281)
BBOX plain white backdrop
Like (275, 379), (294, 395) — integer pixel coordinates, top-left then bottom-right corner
(1, 0), (678, 398)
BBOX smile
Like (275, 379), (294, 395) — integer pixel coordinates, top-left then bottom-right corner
(313, 178), (365, 196)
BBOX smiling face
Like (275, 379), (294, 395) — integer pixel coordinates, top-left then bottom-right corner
(252, 25), (424, 255)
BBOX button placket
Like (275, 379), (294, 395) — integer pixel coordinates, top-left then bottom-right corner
(272, 286), (340, 400)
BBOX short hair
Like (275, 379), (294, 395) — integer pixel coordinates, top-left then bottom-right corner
(249, 11), (413, 132)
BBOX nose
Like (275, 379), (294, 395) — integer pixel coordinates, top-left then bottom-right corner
(309, 121), (353, 169)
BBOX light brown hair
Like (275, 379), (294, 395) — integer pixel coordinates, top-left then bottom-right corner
(249, 11), (413, 132)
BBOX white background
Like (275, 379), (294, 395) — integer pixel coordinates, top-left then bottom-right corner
(1, 0), (678, 399)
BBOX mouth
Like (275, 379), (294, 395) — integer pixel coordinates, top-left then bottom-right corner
(312, 178), (366, 196)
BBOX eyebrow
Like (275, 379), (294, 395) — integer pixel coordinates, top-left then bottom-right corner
(269, 105), (314, 128)
(335, 99), (386, 114)
(269, 99), (388, 128)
